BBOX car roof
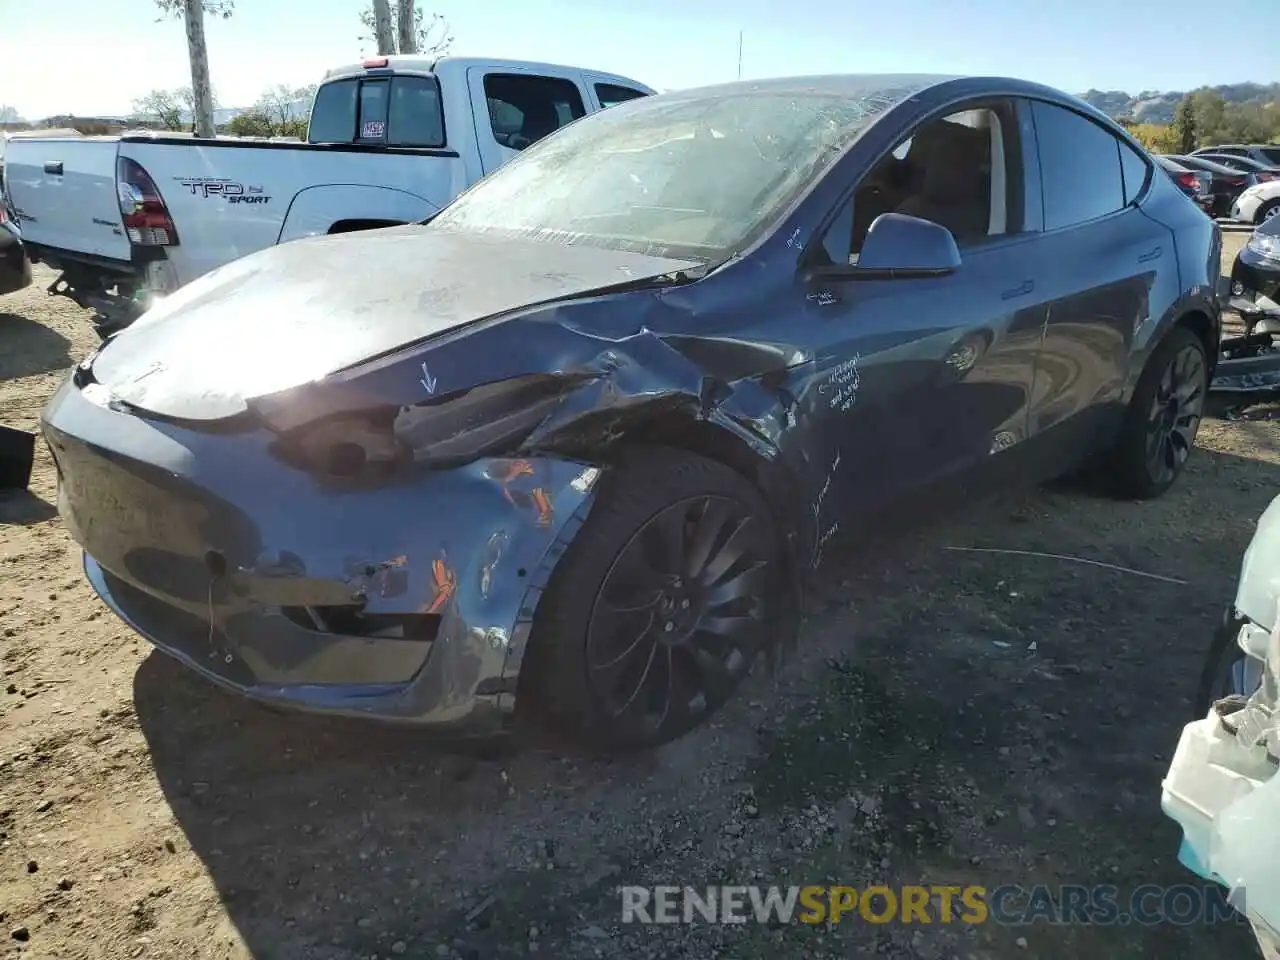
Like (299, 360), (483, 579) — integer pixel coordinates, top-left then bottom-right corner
(650, 74), (1115, 125)
(1171, 155), (1240, 173)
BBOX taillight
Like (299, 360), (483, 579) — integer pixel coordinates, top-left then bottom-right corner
(1260, 172), (1279, 182)
(1176, 172), (1199, 190)
(1225, 177), (1246, 187)
(116, 156), (178, 247)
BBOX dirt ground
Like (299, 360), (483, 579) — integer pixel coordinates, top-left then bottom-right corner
(0, 235), (1274, 960)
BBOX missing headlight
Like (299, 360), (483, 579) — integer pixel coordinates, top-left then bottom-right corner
(269, 374), (579, 482)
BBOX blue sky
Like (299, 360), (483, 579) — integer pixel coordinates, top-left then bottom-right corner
(3, 0), (1277, 119)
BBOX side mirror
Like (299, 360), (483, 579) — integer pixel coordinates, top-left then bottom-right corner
(806, 213), (962, 282)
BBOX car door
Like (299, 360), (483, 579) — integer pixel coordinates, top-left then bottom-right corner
(1020, 98), (1177, 471)
(466, 67), (591, 175)
(776, 99), (1051, 536)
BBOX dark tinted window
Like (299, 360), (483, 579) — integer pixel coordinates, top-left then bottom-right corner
(386, 76), (444, 146)
(1119, 140), (1149, 204)
(482, 74), (586, 151)
(357, 80), (389, 141)
(1260, 147), (1280, 166)
(307, 76), (445, 147)
(1204, 154), (1266, 171)
(1031, 101), (1125, 230)
(307, 79), (358, 142)
(596, 83), (649, 109)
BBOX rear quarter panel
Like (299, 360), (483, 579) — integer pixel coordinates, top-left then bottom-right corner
(1126, 170), (1222, 393)
(121, 138), (467, 285)
(4, 137), (131, 261)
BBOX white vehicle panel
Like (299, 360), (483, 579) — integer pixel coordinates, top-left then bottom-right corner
(4, 136), (131, 261)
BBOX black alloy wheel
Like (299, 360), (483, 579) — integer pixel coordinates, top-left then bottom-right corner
(584, 495), (771, 742)
(1145, 340), (1207, 488)
(1107, 326), (1208, 500)
(524, 446), (782, 751)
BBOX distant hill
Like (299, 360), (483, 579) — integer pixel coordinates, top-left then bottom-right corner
(1079, 83), (1280, 124)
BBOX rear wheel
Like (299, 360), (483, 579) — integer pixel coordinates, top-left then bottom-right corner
(1105, 326), (1207, 500)
(1258, 199), (1280, 224)
(525, 447), (782, 751)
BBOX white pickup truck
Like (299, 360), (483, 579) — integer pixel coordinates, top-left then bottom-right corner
(3, 56), (653, 335)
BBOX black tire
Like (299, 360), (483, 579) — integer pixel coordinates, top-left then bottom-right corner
(1105, 326), (1207, 500)
(523, 446), (782, 752)
(1257, 199), (1280, 225)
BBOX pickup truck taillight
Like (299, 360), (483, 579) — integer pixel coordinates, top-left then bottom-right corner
(116, 157), (178, 247)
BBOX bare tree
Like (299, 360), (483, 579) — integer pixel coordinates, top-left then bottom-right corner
(0, 105), (20, 123)
(131, 89), (184, 130)
(154, 0), (233, 138)
(176, 85), (218, 130)
(255, 84), (317, 131)
(358, 5), (451, 56)
(396, 0), (416, 54)
(412, 10), (452, 56)
(371, 0), (394, 55)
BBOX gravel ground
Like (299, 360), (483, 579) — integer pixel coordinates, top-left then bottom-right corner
(0, 238), (1273, 960)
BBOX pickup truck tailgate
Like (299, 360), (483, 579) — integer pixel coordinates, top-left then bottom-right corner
(5, 137), (131, 262)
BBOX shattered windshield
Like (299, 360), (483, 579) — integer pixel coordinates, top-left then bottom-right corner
(432, 86), (914, 261)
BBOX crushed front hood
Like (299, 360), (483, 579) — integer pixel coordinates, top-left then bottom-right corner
(89, 225), (699, 421)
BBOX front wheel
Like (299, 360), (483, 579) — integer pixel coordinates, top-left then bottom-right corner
(1105, 326), (1207, 500)
(1257, 199), (1280, 225)
(524, 447), (783, 752)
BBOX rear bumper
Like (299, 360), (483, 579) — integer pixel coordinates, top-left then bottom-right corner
(43, 373), (601, 734)
(0, 226), (31, 296)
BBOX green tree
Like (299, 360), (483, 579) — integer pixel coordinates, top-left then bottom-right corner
(131, 89), (184, 130)
(225, 111), (274, 138)
(1173, 96), (1198, 153)
(1189, 91), (1226, 146)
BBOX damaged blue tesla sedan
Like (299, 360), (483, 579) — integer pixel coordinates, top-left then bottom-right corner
(43, 74), (1220, 750)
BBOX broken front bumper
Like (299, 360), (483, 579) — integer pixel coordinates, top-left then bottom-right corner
(42, 374), (600, 735)
(1162, 497), (1280, 955)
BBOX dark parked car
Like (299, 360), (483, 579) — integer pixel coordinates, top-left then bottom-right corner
(1167, 155), (1254, 217)
(42, 74), (1222, 750)
(1154, 155), (1214, 213)
(1192, 152), (1280, 182)
(1192, 143), (1280, 167)
(1228, 212), (1280, 317)
(0, 203), (31, 296)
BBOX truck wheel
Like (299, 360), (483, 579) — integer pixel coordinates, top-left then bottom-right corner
(1258, 199), (1280, 224)
(1105, 326), (1207, 500)
(525, 446), (782, 752)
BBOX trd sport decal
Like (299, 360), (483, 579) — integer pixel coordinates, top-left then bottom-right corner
(174, 177), (271, 205)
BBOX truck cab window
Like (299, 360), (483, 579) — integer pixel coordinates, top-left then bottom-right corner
(482, 74), (586, 151)
(308, 80), (359, 142)
(307, 76), (445, 147)
(386, 77), (445, 147)
(595, 83), (649, 109)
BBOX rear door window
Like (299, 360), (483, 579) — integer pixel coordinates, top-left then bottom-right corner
(1119, 140), (1150, 204)
(1030, 100), (1126, 230)
(308, 75), (445, 147)
(595, 83), (649, 110)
